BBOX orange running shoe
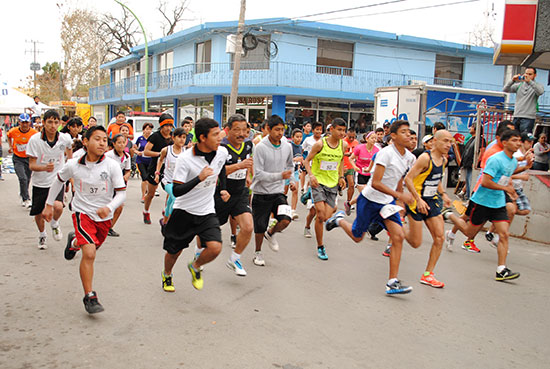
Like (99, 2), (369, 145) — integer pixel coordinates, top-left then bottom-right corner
(420, 272), (445, 288)
(461, 239), (480, 253)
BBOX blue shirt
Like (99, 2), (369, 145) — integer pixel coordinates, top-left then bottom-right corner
(135, 136), (152, 165)
(471, 151), (517, 208)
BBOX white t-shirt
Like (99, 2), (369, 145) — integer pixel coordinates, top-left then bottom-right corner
(162, 145), (181, 185)
(28, 102), (42, 118)
(105, 149), (131, 173)
(512, 149), (527, 190)
(172, 146), (228, 216)
(362, 145), (416, 204)
(302, 135), (320, 155)
(73, 148), (86, 160)
(26, 132), (73, 188)
(56, 154), (126, 221)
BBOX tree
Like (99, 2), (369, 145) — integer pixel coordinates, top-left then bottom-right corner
(36, 62), (69, 103)
(98, 6), (141, 59)
(158, 0), (191, 36)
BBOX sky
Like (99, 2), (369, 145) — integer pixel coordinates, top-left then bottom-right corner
(0, 0), (505, 88)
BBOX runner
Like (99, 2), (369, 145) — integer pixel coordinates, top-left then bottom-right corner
(303, 118), (347, 260)
(343, 127), (359, 210)
(251, 115), (295, 266)
(104, 134), (131, 236)
(156, 128), (186, 228)
(42, 125), (126, 314)
(325, 120), (416, 295)
(299, 122), (313, 193)
(7, 113), (37, 207)
(442, 130), (523, 281)
(215, 114), (254, 276)
(161, 118), (229, 292)
(143, 114), (174, 224)
(135, 123), (154, 202)
(403, 130), (453, 288)
(301, 122), (323, 237)
(26, 109), (73, 250)
(288, 128), (303, 220)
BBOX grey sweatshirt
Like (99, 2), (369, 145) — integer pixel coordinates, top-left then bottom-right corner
(252, 136), (295, 194)
(503, 79), (545, 119)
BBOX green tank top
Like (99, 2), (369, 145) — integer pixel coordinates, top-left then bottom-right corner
(311, 137), (343, 188)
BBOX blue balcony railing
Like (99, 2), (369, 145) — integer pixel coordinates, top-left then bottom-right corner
(89, 61), (506, 103)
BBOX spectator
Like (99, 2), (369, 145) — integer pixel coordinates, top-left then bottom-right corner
(107, 111), (134, 139)
(533, 133), (550, 171)
(503, 67), (544, 134)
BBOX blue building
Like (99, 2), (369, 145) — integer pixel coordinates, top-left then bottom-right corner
(89, 18), (549, 129)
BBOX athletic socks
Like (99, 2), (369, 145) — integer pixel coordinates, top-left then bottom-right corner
(230, 251), (240, 262)
(497, 265), (506, 273)
(39, 230), (47, 238)
(50, 219), (59, 228)
(388, 278), (398, 285)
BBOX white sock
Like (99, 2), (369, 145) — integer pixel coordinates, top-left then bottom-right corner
(230, 251), (240, 262)
(486, 231), (492, 235)
(143, 210), (150, 214)
(39, 231), (47, 237)
(497, 265), (506, 273)
(447, 230), (456, 239)
(388, 278), (398, 285)
(194, 245), (204, 256)
(51, 219), (59, 228)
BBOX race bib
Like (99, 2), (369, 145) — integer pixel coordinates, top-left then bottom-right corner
(422, 186), (438, 197)
(80, 180), (108, 196)
(361, 167), (370, 175)
(197, 175), (217, 189)
(39, 154), (62, 166)
(227, 168), (246, 180)
(16, 144), (27, 152)
(277, 204), (292, 217)
(320, 160), (338, 171)
(497, 176), (511, 186)
(379, 204), (403, 219)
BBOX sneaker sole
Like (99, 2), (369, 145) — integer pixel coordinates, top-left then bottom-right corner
(226, 261), (247, 277)
(461, 246), (480, 253)
(420, 280), (445, 288)
(385, 288), (413, 295)
(495, 274), (520, 281)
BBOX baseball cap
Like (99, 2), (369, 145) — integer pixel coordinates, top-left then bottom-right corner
(422, 134), (433, 144)
(521, 132), (535, 141)
(383, 122), (391, 128)
(18, 113), (31, 122)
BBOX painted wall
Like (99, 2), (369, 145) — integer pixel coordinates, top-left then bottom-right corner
(463, 55), (505, 87)
(272, 33), (317, 65)
(173, 42), (195, 66)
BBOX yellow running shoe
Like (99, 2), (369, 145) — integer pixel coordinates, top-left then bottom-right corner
(187, 262), (203, 290)
(162, 271), (175, 292)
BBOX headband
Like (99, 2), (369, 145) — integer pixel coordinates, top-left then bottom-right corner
(160, 119), (174, 127)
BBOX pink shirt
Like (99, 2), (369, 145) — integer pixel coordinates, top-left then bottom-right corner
(353, 144), (379, 175)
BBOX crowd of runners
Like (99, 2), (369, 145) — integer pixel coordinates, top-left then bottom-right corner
(4, 107), (536, 314)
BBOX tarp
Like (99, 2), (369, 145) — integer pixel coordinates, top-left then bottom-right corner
(0, 82), (53, 115)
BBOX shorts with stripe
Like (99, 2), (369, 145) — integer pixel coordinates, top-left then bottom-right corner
(465, 201), (508, 226)
(352, 194), (402, 238)
(72, 212), (111, 248)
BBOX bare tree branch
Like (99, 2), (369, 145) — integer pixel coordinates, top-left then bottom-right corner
(158, 0), (189, 36)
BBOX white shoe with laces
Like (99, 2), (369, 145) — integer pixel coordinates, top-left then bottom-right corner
(38, 236), (47, 250)
(253, 251), (266, 266)
(51, 225), (63, 241)
(445, 230), (455, 251)
(264, 232), (279, 252)
(226, 258), (247, 276)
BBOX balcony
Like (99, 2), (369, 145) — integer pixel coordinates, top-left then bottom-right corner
(89, 61), (505, 104)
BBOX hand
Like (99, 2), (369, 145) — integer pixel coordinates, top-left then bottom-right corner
(45, 162), (55, 172)
(309, 174), (319, 188)
(96, 206), (110, 219)
(246, 176), (252, 188)
(240, 158), (253, 170)
(8, 147), (13, 154)
(220, 190), (230, 202)
(398, 192), (414, 206)
(281, 170), (292, 180)
(42, 204), (53, 222)
(199, 166), (214, 181)
(505, 185), (518, 200)
(137, 151), (143, 156)
(154, 174), (160, 184)
(416, 198), (430, 215)
(512, 74), (521, 82)
(338, 177), (346, 190)
(442, 193), (452, 208)
(289, 182), (297, 192)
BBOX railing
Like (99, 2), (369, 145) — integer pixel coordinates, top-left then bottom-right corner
(89, 61), (507, 102)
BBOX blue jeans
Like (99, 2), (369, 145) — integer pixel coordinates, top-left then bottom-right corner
(513, 117), (535, 134)
(464, 167), (473, 200)
(12, 155), (31, 201)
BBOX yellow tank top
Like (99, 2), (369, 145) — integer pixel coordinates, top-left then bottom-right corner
(311, 137), (343, 188)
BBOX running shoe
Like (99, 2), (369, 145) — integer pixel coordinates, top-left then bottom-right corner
(264, 232), (279, 252)
(485, 231), (494, 242)
(441, 207), (453, 221)
(21, 199), (26, 207)
(344, 201), (352, 216)
(162, 272), (175, 292)
(143, 212), (151, 224)
(291, 210), (299, 220)
(366, 230), (379, 241)
(38, 236), (47, 250)
(253, 251), (265, 266)
(107, 228), (120, 237)
(317, 246), (328, 261)
(83, 291), (104, 314)
(382, 244), (391, 257)
(462, 239), (480, 253)
(300, 188), (311, 205)
(25, 200), (32, 209)
(226, 258), (247, 276)
(325, 210), (345, 231)
(230, 234), (237, 249)
(489, 233), (500, 249)
(64, 232), (79, 260)
(51, 224), (63, 241)
(495, 267), (520, 281)
(155, 190), (160, 197)
(304, 227), (312, 238)
(445, 230), (455, 251)
(187, 262), (203, 290)
(420, 272), (445, 288)
(385, 280), (413, 295)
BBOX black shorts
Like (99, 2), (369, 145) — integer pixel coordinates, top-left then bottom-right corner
(163, 209), (222, 255)
(251, 193), (291, 234)
(465, 201), (508, 226)
(406, 197), (442, 221)
(357, 173), (371, 185)
(215, 187), (251, 225)
(137, 163), (150, 181)
(30, 186), (64, 216)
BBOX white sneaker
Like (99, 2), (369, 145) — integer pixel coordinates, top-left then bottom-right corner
(264, 232), (279, 252)
(490, 234), (500, 248)
(226, 258), (247, 276)
(21, 199), (26, 207)
(291, 210), (299, 220)
(445, 230), (455, 252)
(25, 200), (32, 209)
(253, 251), (265, 266)
(304, 227), (312, 238)
(51, 225), (63, 241)
(38, 236), (47, 250)
(154, 190), (160, 197)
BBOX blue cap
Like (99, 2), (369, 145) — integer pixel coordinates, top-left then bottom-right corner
(18, 113), (31, 122)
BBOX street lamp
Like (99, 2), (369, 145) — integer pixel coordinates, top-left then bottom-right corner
(114, 0), (149, 112)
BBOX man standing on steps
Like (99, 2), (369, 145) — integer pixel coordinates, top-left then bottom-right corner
(503, 67), (544, 134)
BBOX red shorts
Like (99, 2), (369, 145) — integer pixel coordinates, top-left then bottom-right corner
(72, 212), (111, 248)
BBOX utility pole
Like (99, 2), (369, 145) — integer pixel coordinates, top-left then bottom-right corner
(25, 40), (43, 96)
(228, 0), (246, 117)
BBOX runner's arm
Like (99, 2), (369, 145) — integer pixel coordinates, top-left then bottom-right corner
(144, 142), (160, 158)
(107, 188), (126, 213)
(46, 175), (66, 206)
(155, 147), (168, 174)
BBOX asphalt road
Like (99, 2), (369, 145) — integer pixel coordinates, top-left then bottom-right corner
(1, 166), (549, 369)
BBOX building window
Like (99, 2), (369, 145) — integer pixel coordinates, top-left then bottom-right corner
(196, 40), (212, 73)
(434, 54), (464, 86)
(157, 51), (173, 72)
(231, 35), (270, 70)
(316, 39), (354, 76)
